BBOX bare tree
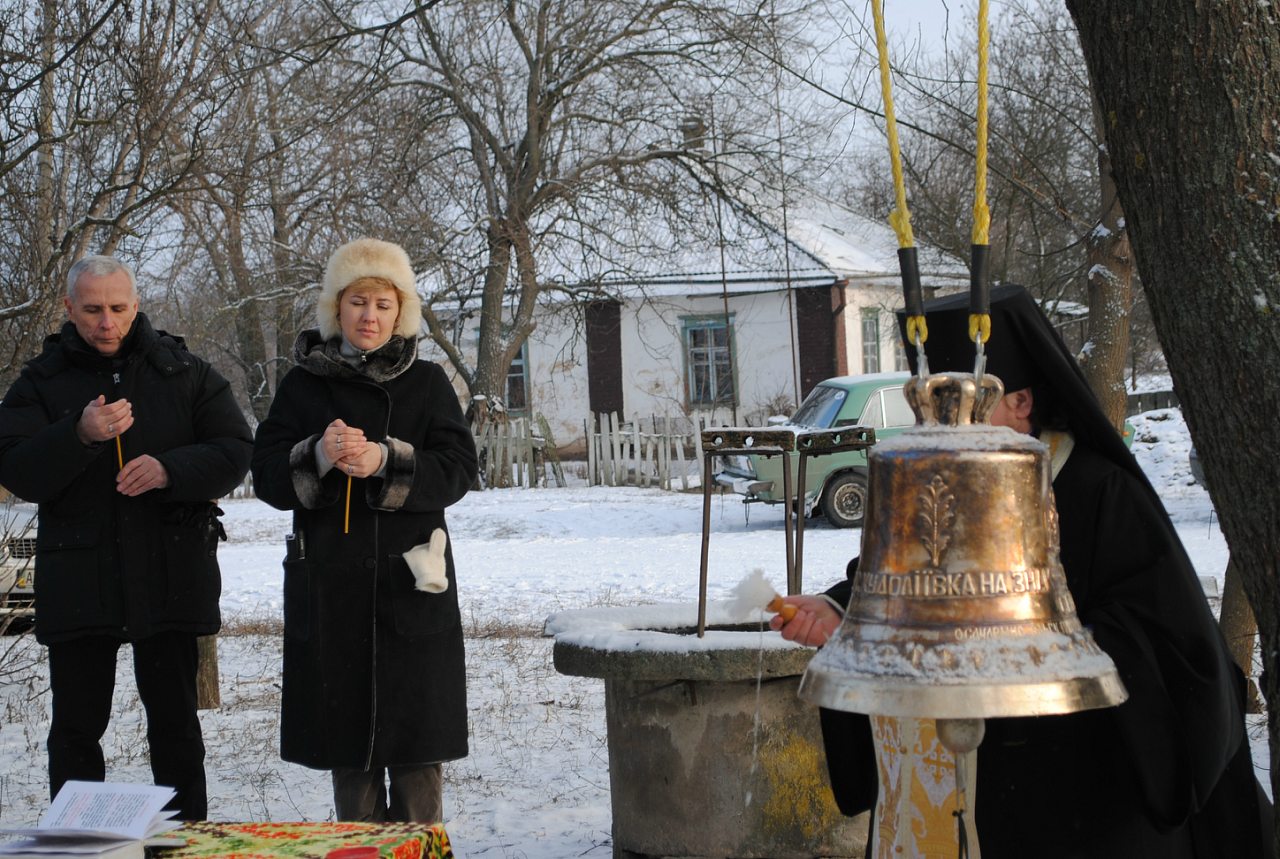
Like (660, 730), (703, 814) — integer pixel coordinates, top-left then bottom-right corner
(1065, 0), (1280, 840)
(345, 0), (821, 408)
(0, 0), (243, 384)
(848, 3), (1090, 284)
(158, 0), (391, 420)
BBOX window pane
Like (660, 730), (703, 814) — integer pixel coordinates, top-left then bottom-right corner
(882, 385), (915, 427)
(861, 310), (881, 374)
(691, 360), (711, 403)
(860, 392), (884, 428)
(685, 321), (734, 406)
(715, 361), (734, 401)
(893, 338), (910, 372)
(792, 385), (847, 428)
(506, 348), (528, 411)
(506, 372), (527, 410)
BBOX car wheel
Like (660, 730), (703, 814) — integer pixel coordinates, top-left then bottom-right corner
(821, 471), (868, 528)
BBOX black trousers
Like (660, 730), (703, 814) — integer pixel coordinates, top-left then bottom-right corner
(46, 632), (207, 820)
(331, 764), (444, 823)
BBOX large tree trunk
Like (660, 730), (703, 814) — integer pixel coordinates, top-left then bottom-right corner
(1065, 0), (1280, 845)
(1079, 98), (1132, 433)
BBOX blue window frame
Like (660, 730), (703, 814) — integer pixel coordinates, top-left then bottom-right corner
(683, 317), (736, 408)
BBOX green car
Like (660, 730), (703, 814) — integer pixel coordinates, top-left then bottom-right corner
(713, 372), (915, 528)
(714, 370), (1138, 529)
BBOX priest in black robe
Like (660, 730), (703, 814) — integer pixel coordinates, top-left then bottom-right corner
(774, 284), (1272, 858)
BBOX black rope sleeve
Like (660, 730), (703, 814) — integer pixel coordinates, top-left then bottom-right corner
(898, 247), (923, 317)
(968, 244), (990, 317)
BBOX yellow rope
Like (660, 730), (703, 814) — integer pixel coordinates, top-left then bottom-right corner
(968, 0), (992, 347)
(870, 2), (993, 350)
(872, 0), (914, 249)
(971, 0), (991, 245)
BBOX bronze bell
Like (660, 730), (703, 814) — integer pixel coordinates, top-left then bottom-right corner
(799, 372), (1127, 719)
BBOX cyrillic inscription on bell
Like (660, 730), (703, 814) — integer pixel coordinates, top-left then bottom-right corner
(799, 372), (1127, 719)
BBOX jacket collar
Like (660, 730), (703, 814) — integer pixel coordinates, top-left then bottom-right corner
(292, 328), (417, 382)
(52, 313), (159, 372)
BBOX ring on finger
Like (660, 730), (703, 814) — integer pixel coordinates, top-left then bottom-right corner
(108, 423), (115, 433)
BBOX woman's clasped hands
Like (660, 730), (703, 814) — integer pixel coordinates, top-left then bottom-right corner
(323, 418), (380, 478)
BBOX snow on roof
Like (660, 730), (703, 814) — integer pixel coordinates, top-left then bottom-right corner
(567, 193), (844, 298)
(421, 195), (843, 302)
(591, 266), (839, 298)
(419, 187), (968, 305)
(614, 194), (970, 298)
(581, 193), (967, 300)
(771, 196), (969, 285)
(1042, 297), (1089, 318)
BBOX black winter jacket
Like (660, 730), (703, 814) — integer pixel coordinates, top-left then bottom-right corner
(0, 315), (253, 644)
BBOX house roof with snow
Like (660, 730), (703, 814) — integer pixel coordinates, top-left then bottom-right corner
(585, 194), (969, 299)
(420, 188), (968, 305)
(779, 197), (969, 287)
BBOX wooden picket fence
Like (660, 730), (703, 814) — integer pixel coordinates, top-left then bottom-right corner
(473, 416), (566, 489)
(585, 412), (702, 490)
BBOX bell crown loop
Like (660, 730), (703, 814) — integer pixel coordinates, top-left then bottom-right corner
(905, 372), (1003, 426)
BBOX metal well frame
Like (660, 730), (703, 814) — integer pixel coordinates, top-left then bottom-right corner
(697, 426), (875, 636)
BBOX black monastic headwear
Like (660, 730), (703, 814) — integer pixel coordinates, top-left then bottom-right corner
(895, 284), (1141, 482)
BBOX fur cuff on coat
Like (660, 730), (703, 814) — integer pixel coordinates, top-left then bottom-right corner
(289, 433), (340, 509)
(367, 437), (415, 511)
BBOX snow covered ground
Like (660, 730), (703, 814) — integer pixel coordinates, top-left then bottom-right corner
(0, 406), (1268, 858)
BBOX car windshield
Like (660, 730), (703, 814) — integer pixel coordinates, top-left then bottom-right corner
(790, 385), (847, 428)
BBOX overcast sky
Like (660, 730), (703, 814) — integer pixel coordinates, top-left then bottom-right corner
(799, 0), (1013, 176)
(845, 0), (1009, 58)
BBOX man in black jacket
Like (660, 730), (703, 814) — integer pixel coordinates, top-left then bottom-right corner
(0, 255), (252, 820)
(774, 285), (1271, 857)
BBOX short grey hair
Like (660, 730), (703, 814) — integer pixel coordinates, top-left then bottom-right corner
(66, 256), (137, 301)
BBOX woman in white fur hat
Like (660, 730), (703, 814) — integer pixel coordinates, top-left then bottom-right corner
(251, 238), (479, 823)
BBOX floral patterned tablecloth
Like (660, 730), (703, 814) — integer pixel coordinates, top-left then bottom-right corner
(153, 821), (453, 859)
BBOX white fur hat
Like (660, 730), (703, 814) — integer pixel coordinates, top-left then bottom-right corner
(318, 238), (422, 340)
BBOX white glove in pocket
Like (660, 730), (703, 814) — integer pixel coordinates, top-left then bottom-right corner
(404, 528), (449, 593)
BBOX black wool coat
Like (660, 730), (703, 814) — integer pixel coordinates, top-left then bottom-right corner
(820, 442), (1271, 859)
(251, 331), (479, 771)
(0, 315), (252, 644)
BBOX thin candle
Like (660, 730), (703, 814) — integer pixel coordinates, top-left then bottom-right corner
(344, 475), (352, 534)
